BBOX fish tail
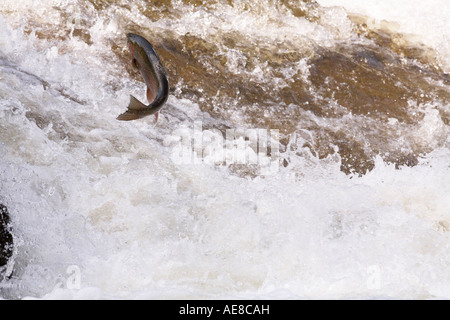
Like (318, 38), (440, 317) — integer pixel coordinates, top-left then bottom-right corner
(116, 111), (141, 121)
(116, 95), (148, 121)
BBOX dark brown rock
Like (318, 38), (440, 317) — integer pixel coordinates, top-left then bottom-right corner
(0, 204), (13, 275)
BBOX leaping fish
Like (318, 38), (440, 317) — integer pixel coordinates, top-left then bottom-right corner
(117, 33), (169, 121)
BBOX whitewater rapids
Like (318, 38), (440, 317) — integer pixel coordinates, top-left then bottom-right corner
(0, 0), (449, 299)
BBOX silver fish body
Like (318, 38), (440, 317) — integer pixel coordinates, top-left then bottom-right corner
(117, 33), (169, 121)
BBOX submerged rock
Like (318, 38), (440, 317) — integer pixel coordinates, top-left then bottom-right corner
(0, 204), (14, 278)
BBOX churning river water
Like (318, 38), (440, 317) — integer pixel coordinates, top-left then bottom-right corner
(0, 0), (449, 299)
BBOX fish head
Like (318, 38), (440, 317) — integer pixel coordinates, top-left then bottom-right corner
(126, 33), (152, 65)
(127, 33), (137, 57)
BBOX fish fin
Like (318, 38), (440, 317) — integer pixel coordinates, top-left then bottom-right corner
(132, 58), (138, 70)
(127, 95), (148, 111)
(116, 95), (148, 121)
(147, 87), (156, 104)
(117, 111), (141, 121)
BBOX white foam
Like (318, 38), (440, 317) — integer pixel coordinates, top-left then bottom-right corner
(317, 0), (450, 72)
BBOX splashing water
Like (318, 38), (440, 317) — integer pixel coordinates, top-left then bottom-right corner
(0, 0), (449, 299)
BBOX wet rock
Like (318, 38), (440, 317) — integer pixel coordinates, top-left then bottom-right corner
(0, 204), (14, 278)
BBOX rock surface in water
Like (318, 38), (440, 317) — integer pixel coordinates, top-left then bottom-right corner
(0, 204), (13, 276)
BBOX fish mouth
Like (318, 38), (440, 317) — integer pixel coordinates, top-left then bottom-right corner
(126, 33), (137, 47)
(127, 33), (140, 42)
